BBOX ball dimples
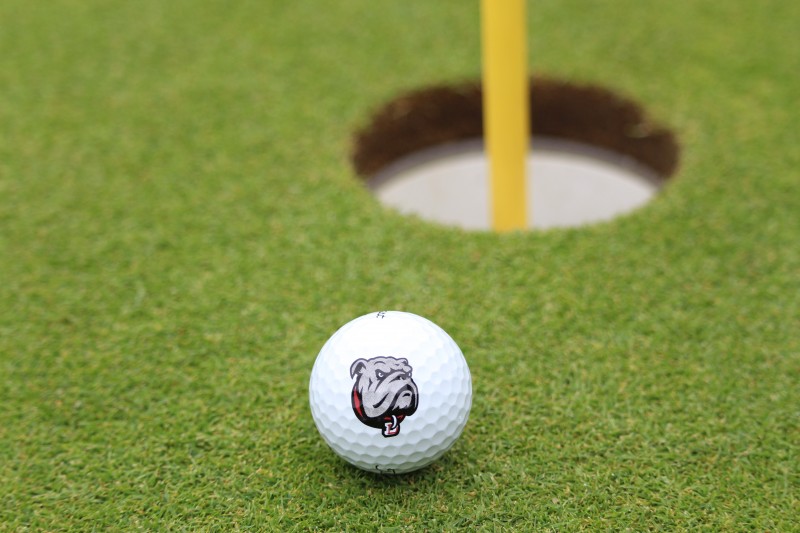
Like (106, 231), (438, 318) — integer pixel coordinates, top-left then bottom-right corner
(309, 311), (472, 473)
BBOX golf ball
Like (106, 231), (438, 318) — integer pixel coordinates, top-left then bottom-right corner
(309, 311), (472, 474)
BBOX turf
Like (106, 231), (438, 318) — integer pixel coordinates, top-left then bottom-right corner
(1, 0), (798, 529)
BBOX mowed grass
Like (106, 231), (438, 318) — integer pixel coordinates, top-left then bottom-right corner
(1, 0), (798, 529)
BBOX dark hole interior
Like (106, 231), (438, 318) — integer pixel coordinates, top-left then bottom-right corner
(351, 77), (680, 180)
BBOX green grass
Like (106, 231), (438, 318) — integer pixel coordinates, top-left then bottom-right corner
(1, 0), (798, 529)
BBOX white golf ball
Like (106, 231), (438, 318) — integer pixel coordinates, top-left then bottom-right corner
(309, 311), (472, 474)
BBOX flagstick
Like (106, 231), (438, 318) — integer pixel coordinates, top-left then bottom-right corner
(481, 0), (530, 231)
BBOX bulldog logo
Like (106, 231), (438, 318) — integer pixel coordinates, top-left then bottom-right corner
(350, 356), (419, 437)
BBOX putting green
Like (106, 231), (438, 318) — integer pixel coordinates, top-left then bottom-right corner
(1, 0), (797, 529)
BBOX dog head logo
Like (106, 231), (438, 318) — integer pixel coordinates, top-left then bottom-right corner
(350, 356), (419, 437)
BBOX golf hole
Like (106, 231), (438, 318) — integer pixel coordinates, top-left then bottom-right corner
(351, 78), (680, 230)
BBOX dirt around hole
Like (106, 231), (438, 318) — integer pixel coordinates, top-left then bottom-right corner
(351, 78), (680, 180)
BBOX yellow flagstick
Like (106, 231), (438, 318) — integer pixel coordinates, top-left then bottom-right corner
(481, 0), (530, 231)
